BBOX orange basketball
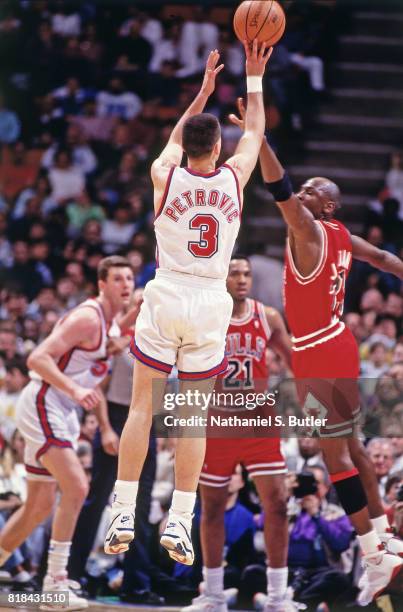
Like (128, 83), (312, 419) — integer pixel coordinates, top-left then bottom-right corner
(233, 1), (286, 47)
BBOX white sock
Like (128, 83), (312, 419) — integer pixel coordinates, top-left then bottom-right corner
(203, 566), (224, 596)
(112, 480), (138, 511)
(0, 546), (12, 567)
(357, 529), (382, 557)
(170, 490), (196, 521)
(47, 540), (71, 579)
(267, 566), (288, 603)
(371, 514), (390, 535)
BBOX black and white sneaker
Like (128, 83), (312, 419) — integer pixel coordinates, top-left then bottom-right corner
(104, 508), (135, 555)
(160, 515), (194, 565)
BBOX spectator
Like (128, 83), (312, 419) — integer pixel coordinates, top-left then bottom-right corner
(13, 175), (57, 220)
(115, 16), (152, 72)
(101, 204), (137, 254)
(96, 77), (142, 121)
(66, 190), (105, 237)
(42, 123), (97, 175)
(47, 148), (85, 203)
(367, 438), (395, 499)
(0, 94), (21, 145)
(287, 466), (353, 609)
(69, 100), (117, 143)
(80, 412), (99, 444)
(0, 142), (39, 201)
(385, 152), (403, 219)
(361, 342), (390, 379)
(0, 358), (29, 441)
(51, 3), (81, 37)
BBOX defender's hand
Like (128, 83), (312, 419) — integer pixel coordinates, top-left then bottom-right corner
(101, 427), (120, 456)
(244, 39), (273, 78)
(200, 49), (224, 97)
(71, 385), (101, 411)
(229, 97), (247, 131)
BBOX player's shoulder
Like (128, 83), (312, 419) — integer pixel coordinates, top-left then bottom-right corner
(60, 303), (101, 333)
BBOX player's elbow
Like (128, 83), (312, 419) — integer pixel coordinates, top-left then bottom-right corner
(27, 349), (41, 372)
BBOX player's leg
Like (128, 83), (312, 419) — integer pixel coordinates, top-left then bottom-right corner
(254, 474), (289, 609)
(319, 437), (402, 602)
(183, 483), (229, 612)
(0, 479), (56, 566)
(348, 438), (402, 555)
(161, 376), (216, 566)
(105, 359), (168, 554)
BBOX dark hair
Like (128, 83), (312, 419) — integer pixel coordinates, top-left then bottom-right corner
(230, 253), (250, 264)
(97, 255), (133, 281)
(5, 357), (28, 377)
(182, 113), (221, 159)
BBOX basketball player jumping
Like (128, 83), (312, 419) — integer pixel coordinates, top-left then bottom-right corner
(184, 254), (303, 612)
(230, 98), (403, 604)
(0, 256), (134, 610)
(104, 43), (272, 565)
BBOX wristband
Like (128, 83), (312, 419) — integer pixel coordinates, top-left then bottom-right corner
(247, 76), (263, 93)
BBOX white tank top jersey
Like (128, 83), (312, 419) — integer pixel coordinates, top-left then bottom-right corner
(30, 299), (115, 403)
(154, 164), (242, 280)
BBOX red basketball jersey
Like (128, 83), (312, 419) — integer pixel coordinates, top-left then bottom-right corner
(220, 298), (271, 390)
(284, 219), (352, 351)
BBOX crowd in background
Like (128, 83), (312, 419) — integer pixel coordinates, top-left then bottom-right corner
(0, 0), (402, 609)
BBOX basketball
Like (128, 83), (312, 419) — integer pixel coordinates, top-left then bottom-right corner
(233, 0), (286, 47)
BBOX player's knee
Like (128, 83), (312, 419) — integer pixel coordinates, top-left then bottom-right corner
(201, 495), (226, 525)
(261, 486), (287, 517)
(63, 475), (89, 506)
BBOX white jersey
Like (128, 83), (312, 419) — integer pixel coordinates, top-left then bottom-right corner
(154, 164), (242, 280)
(30, 298), (113, 409)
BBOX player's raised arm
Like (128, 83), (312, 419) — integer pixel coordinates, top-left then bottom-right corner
(351, 234), (403, 279)
(226, 40), (272, 189)
(151, 50), (224, 187)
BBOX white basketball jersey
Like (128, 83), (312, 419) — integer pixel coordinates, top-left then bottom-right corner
(154, 164), (242, 280)
(31, 299), (114, 408)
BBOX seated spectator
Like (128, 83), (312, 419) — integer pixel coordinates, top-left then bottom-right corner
(287, 466), (353, 609)
(361, 341), (390, 380)
(96, 77), (142, 121)
(115, 15), (152, 73)
(47, 148), (85, 203)
(42, 123), (97, 175)
(284, 438), (325, 473)
(0, 358), (28, 441)
(13, 175), (57, 220)
(0, 142), (39, 201)
(385, 152), (403, 220)
(69, 100), (117, 143)
(79, 411), (98, 444)
(101, 204), (136, 254)
(367, 438), (395, 499)
(0, 212), (12, 266)
(66, 189), (105, 237)
(51, 4), (81, 37)
(96, 151), (138, 204)
(52, 77), (88, 117)
(0, 94), (21, 145)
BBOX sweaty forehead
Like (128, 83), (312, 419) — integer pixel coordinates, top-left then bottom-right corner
(229, 260), (251, 273)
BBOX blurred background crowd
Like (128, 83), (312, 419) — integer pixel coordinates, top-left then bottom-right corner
(0, 0), (402, 610)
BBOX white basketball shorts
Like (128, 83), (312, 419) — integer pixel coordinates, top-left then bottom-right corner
(131, 269), (233, 380)
(16, 380), (80, 481)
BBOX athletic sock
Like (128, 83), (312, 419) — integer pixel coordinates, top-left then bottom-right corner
(357, 529), (383, 557)
(0, 546), (12, 567)
(266, 566), (288, 603)
(371, 514), (391, 535)
(170, 490), (196, 522)
(112, 480), (138, 512)
(203, 566), (224, 596)
(47, 540), (71, 579)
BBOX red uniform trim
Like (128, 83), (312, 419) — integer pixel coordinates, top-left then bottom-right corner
(26, 463), (52, 476)
(184, 167), (221, 178)
(35, 348), (75, 443)
(130, 339), (173, 373)
(330, 468), (359, 484)
(155, 165), (176, 220)
(36, 438), (73, 461)
(178, 356), (228, 380)
(222, 163), (242, 213)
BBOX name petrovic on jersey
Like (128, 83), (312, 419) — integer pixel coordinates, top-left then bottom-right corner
(164, 188), (240, 223)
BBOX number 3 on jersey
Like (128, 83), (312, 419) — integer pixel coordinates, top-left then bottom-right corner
(188, 214), (219, 258)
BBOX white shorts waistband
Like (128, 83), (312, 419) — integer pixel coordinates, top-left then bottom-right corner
(155, 268), (226, 290)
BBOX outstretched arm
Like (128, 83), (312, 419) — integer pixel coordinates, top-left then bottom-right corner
(151, 50), (224, 188)
(351, 235), (403, 279)
(226, 40), (272, 190)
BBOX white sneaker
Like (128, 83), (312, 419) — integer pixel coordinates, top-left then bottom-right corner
(198, 583), (238, 606)
(254, 588), (307, 611)
(357, 551), (403, 606)
(380, 531), (403, 558)
(160, 514), (194, 565)
(40, 575), (88, 610)
(104, 507), (135, 554)
(182, 593), (227, 611)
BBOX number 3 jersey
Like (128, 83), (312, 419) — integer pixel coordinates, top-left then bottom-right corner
(284, 219), (352, 352)
(154, 165), (241, 280)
